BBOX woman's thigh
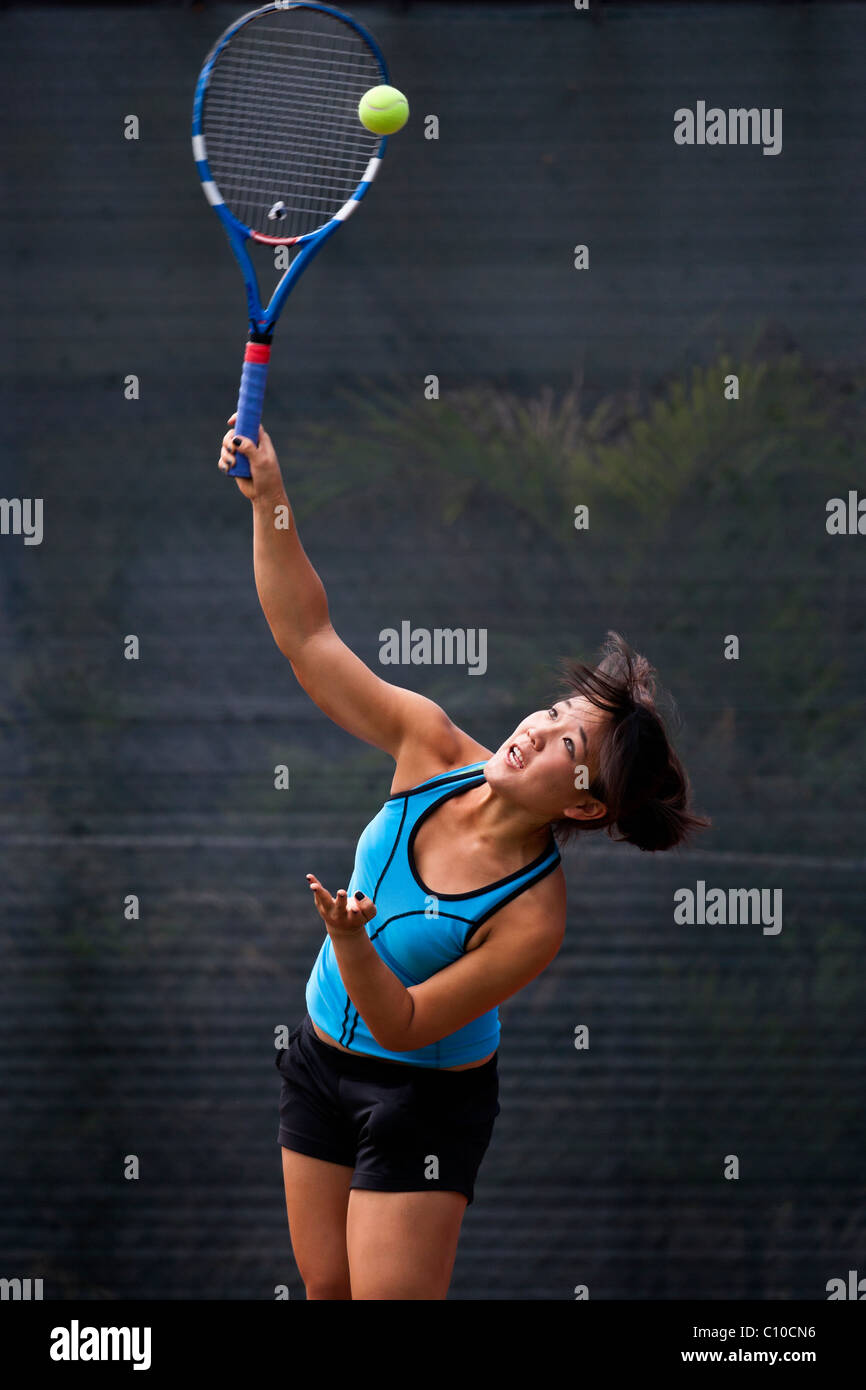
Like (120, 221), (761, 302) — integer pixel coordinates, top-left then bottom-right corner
(281, 1147), (354, 1300)
(346, 1188), (468, 1300)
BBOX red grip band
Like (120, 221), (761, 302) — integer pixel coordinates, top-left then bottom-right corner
(244, 342), (271, 365)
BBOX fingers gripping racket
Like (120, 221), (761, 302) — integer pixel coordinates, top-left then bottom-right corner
(192, 2), (388, 478)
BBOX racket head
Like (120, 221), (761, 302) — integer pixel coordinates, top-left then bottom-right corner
(192, 2), (388, 247)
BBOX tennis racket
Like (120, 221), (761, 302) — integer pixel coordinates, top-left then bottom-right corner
(192, 2), (389, 478)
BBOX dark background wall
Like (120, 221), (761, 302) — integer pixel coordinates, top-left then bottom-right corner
(1, 1), (864, 1300)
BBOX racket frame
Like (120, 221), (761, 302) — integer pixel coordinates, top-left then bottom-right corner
(191, 1), (389, 476)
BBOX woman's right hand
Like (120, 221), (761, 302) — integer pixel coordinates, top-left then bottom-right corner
(218, 413), (286, 503)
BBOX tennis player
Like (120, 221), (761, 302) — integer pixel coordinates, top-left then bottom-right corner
(219, 416), (709, 1300)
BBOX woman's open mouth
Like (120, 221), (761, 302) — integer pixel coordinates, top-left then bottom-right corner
(507, 745), (525, 769)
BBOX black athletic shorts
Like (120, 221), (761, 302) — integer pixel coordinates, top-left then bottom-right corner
(275, 1014), (500, 1205)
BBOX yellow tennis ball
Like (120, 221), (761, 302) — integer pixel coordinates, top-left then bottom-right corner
(358, 85), (409, 135)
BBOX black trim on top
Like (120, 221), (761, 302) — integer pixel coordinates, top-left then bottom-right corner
(462, 855), (562, 950)
(342, 796), (409, 1046)
(408, 780), (560, 901)
(369, 907), (475, 944)
(373, 797), (408, 901)
(386, 761), (488, 800)
(338, 994), (353, 1048)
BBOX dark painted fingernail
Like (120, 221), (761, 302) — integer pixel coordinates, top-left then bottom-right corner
(232, 436), (242, 447)
(355, 890), (365, 899)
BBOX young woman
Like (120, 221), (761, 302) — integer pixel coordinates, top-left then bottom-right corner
(218, 415), (709, 1301)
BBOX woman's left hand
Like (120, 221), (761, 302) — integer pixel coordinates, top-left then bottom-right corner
(306, 875), (377, 937)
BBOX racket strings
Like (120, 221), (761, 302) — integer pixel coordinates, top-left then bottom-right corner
(202, 12), (383, 240)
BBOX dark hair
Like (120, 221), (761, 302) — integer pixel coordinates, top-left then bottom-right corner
(550, 631), (710, 853)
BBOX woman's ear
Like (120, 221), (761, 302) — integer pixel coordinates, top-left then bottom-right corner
(560, 796), (608, 825)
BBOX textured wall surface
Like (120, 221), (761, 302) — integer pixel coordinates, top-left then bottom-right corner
(1, 2), (864, 1301)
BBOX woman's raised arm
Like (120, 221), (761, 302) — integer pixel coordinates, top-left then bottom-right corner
(220, 417), (464, 763)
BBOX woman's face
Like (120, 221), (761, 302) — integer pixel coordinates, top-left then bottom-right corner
(486, 696), (610, 826)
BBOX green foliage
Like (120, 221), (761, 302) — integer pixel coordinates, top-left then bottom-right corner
(286, 352), (866, 803)
(291, 355), (861, 555)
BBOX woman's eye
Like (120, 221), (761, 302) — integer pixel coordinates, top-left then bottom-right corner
(565, 738), (575, 756)
(548, 707), (557, 718)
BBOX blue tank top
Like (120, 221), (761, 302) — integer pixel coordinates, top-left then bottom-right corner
(305, 760), (562, 1067)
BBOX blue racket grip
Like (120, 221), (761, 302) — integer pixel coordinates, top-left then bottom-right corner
(229, 342), (271, 478)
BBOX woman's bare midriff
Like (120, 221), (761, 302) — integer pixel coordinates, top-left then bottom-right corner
(311, 1020), (495, 1070)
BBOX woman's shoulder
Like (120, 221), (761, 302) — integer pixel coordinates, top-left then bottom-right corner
(388, 731), (492, 798)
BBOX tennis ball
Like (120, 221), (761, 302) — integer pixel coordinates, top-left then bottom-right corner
(358, 85), (409, 135)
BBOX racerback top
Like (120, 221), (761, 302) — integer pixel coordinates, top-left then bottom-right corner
(305, 760), (562, 1067)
